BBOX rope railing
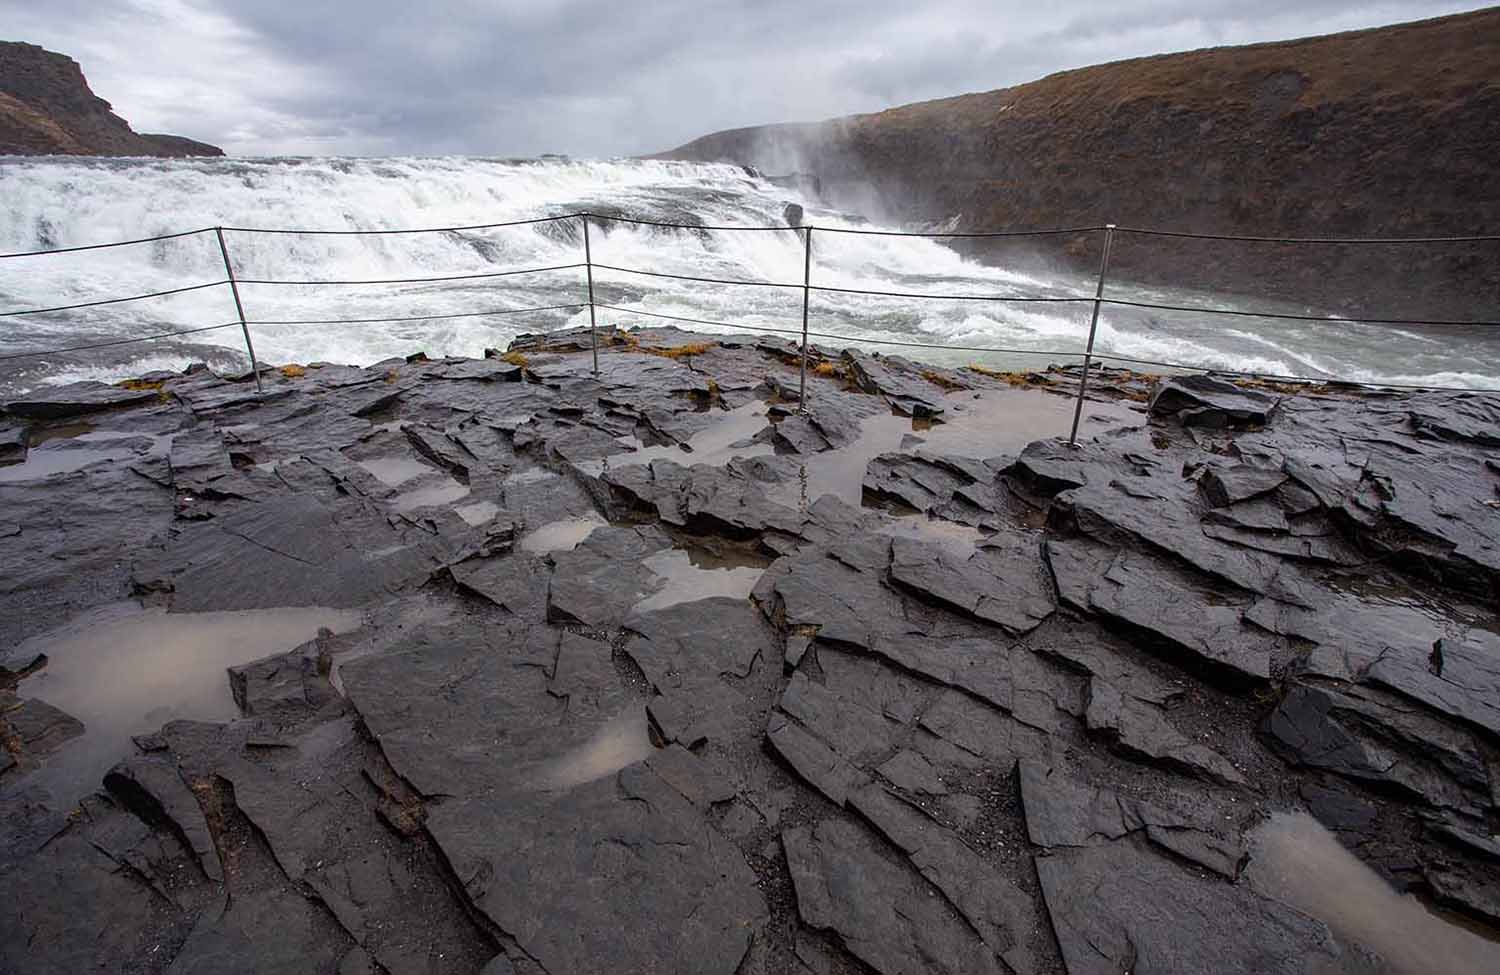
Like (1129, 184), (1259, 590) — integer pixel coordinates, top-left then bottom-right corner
(2, 212), (1495, 435)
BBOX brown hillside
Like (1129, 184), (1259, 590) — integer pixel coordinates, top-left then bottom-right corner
(0, 41), (222, 157)
(661, 9), (1500, 319)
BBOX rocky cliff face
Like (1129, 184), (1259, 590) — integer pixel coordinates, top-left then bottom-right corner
(0, 41), (222, 157)
(661, 10), (1500, 320)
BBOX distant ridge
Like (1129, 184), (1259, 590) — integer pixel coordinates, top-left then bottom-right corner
(659, 8), (1500, 317)
(0, 41), (222, 157)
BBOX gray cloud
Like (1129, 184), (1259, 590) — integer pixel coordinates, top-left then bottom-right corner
(0, 0), (1489, 156)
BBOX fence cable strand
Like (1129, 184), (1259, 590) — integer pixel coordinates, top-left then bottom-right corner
(0, 280), (228, 318)
(0, 321), (245, 361)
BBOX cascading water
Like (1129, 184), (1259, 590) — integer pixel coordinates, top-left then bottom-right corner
(1, 155), (1496, 394)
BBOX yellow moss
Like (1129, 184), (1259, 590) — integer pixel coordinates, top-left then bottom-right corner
(965, 364), (1048, 387)
(813, 361), (839, 377)
(642, 342), (713, 359)
(499, 350), (529, 368)
(921, 369), (966, 391)
(116, 378), (166, 391)
(279, 364), (307, 378)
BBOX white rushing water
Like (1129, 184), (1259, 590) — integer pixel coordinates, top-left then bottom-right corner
(1, 155), (1496, 392)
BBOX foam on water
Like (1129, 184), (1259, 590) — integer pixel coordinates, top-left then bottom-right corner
(2, 155), (1496, 392)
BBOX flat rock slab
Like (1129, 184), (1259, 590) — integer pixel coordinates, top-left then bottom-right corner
(2, 381), (162, 419)
(432, 763), (766, 975)
(1148, 375), (1279, 428)
(784, 819), (1004, 975)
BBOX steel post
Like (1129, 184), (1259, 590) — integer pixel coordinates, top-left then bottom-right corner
(214, 226), (262, 395)
(582, 214), (599, 377)
(798, 225), (812, 411)
(1068, 224), (1116, 446)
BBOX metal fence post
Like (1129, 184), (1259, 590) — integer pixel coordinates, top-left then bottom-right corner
(581, 214), (599, 377)
(214, 227), (263, 395)
(1068, 224), (1116, 446)
(798, 225), (813, 411)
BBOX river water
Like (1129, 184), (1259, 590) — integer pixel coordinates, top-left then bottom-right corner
(2, 155), (1496, 394)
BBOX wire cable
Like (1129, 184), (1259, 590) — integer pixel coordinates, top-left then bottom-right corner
(221, 214), (576, 236)
(235, 263), (585, 287)
(0, 227), (216, 260)
(1099, 297), (1499, 328)
(591, 262), (803, 290)
(810, 282), (1093, 303)
(1114, 226), (1500, 245)
(246, 302), (587, 327)
(0, 280), (228, 318)
(0, 321), (244, 361)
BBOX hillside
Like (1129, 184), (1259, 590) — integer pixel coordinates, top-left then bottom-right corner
(0, 41), (222, 157)
(661, 9), (1500, 319)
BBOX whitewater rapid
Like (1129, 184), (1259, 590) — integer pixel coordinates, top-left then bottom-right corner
(1, 155), (1496, 393)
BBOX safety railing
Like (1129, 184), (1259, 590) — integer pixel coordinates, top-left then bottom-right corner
(2, 213), (1497, 445)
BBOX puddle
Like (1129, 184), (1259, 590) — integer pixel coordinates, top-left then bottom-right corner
(358, 455), (436, 487)
(882, 515), (991, 558)
(632, 546), (770, 613)
(6, 602), (364, 802)
(578, 400), (774, 476)
(1245, 811), (1498, 973)
(518, 513), (607, 553)
(503, 467), (559, 485)
(392, 480), (471, 511)
(535, 704), (654, 791)
(455, 500), (501, 526)
(775, 387), (1141, 508)
(0, 431), (169, 483)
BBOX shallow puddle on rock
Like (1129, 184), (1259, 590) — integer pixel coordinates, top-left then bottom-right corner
(7, 602), (364, 802)
(632, 546), (770, 613)
(392, 480), (471, 512)
(1245, 812), (1498, 974)
(518, 513), (607, 553)
(502, 467), (559, 486)
(535, 704), (654, 791)
(580, 400), (774, 476)
(787, 387), (1140, 508)
(0, 431), (169, 483)
(358, 455), (436, 487)
(455, 500), (501, 526)
(882, 515), (991, 558)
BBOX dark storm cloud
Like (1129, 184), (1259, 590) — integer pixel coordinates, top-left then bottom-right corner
(0, 0), (1490, 156)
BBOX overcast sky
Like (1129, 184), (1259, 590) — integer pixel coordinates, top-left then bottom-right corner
(3, 0), (1491, 157)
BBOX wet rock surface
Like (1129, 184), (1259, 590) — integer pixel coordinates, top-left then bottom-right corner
(2, 331), (1499, 973)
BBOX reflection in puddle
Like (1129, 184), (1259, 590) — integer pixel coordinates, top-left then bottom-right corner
(358, 455), (435, 487)
(392, 481), (471, 511)
(779, 388), (1141, 507)
(0, 431), (169, 483)
(7, 602), (364, 801)
(536, 705), (654, 791)
(519, 513), (606, 553)
(883, 516), (989, 558)
(455, 500), (500, 526)
(632, 546), (770, 613)
(503, 467), (559, 486)
(579, 401), (773, 476)
(1246, 812), (1497, 973)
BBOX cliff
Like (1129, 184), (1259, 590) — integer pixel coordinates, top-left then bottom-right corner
(661, 9), (1500, 319)
(0, 41), (222, 157)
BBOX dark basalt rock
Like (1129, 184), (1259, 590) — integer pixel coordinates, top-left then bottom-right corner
(1, 380), (161, 419)
(0, 425), (25, 464)
(1148, 375), (1279, 428)
(888, 533), (1055, 634)
(547, 524), (672, 626)
(1021, 763), (1349, 974)
(842, 350), (947, 418)
(5, 337), (1500, 973)
(103, 756), (224, 881)
(783, 819), (1005, 975)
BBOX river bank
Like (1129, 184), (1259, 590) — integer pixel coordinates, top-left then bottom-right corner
(2, 327), (1498, 973)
